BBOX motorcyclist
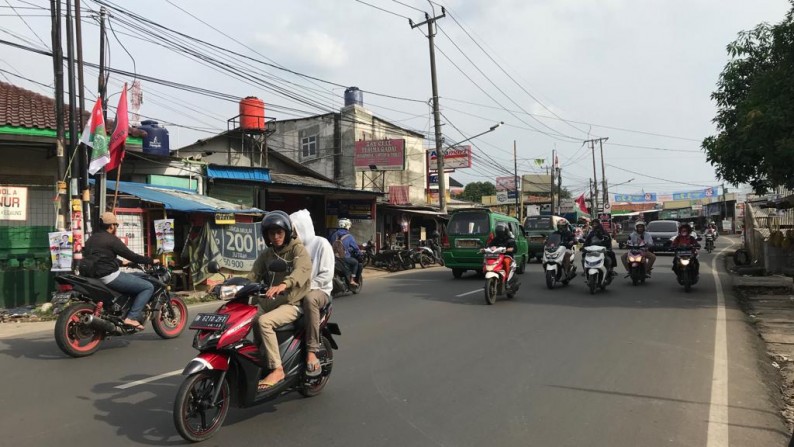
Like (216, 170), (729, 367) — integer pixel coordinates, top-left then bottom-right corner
(83, 212), (159, 330)
(705, 221), (718, 241)
(487, 222), (517, 284)
(583, 220), (617, 276)
(550, 218), (576, 274)
(250, 210), (312, 391)
(671, 222), (701, 277)
(330, 218), (362, 287)
(620, 220), (656, 276)
(290, 209), (334, 378)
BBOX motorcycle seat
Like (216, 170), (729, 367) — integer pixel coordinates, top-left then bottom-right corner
(274, 307), (330, 333)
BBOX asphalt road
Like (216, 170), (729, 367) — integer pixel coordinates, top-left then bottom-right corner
(0, 237), (788, 446)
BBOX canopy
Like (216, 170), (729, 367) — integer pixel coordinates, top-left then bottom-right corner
(106, 181), (264, 214)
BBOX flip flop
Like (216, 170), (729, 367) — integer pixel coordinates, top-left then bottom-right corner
(306, 359), (322, 377)
(257, 378), (284, 392)
(123, 320), (144, 331)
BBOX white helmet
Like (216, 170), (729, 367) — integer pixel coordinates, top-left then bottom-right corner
(338, 218), (352, 230)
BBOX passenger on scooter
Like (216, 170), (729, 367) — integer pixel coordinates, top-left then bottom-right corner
(330, 218), (363, 287)
(671, 222), (701, 277)
(83, 212), (159, 331)
(488, 222), (517, 284)
(289, 209), (334, 378)
(551, 219), (576, 274)
(620, 220), (656, 276)
(583, 220), (617, 276)
(250, 210), (312, 391)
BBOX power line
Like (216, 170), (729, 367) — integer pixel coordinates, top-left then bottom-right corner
(3, 0), (49, 49)
(605, 163), (713, 188)
(353, 0), (411, 19)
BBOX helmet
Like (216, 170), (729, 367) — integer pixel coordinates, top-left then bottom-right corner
(338, 218), (352, 230)
(556, 219), (569, 231)
(495, 222), (509, 239)
(635, 220), (646, 231)
(679, 222), (692, 234)
(261, 211), (293, 246)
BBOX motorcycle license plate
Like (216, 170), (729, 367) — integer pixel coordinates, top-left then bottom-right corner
(456, 239), (480, 249)
(189, 313), (229, 331)
(50, 293), (72, 314)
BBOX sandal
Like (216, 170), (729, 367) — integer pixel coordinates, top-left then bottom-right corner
(257, 378), (283, 392)
(306, 359), (322, 377)
(123, 319), (144, 331)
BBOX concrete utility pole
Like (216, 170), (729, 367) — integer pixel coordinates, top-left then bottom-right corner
(74, 0), (91, 234)
(514, 140), (520, 221)
(97, 7), (108, 214)
(584, 137), (609, 213)
(65, 0), (79, 197)
(550, 149), (556, 215)
(598, 137), (609, 208)
(50, 0), (69, 230)
(410, 5), (446, 213)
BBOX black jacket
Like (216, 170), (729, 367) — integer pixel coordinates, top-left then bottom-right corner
(490, 235), (517, 254)
(552, 230), (576, 249)
(83, 231), (154, 278)
(584, 230), (612, 249)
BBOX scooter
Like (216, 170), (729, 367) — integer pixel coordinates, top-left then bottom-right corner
(542, 234), (576, 289)
(583, 245), (613, 295)
(173, 260), (341, 442)
(673, 245), (699, 292)
(625, 244), (649, 286)
(481, 247), (519, 305)
(412, 245), (436, 268)
(704, 232), (715, 253)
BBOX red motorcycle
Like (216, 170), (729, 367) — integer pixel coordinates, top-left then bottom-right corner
(481, 247), (518, 305)
(173, 260), (341, 442)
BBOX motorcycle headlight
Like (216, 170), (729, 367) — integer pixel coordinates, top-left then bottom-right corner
(628, 256), (642, 263)
(193, 330), (222, 350)
(220, 285), (244, 300)
(680, 259), (690, 266)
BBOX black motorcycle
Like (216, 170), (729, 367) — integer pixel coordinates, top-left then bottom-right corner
(673, 245), (700, 292)
(50, 264), (188, 357)
(332, 258), (363, 297)
(361, 240), (401, 271)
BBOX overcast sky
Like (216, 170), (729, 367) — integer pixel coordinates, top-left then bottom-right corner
(0, 0), (789, 197)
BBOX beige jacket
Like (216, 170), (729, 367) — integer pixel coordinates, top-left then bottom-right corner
(249, 237), (312, 311)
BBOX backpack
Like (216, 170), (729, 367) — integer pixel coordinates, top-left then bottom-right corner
(333, 234), (351, 258)
(78, 250), (100, 278)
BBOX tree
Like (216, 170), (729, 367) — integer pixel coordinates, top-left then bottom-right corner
(459, 181), (496, 203)
(703, 5), (794, 192)
(557, 187), (572, 200)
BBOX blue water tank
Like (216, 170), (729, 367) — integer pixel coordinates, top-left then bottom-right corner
(139, 120), (170, 156)
(344, 87), (363, 107)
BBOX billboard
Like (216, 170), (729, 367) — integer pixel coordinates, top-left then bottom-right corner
(496, 176), (519, 191)
(671, 187), (718, 201)
(613, 192), (657, 203)
(427, 145), (472, 170)
(521, 174), (552, 193)
(354, 139), (406, 171)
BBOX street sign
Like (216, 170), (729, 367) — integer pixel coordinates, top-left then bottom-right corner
(428, 174), (438, 185)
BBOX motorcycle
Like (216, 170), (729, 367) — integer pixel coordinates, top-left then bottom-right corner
(361, 240), (401, 271)
(50, 264), (188, 357)
(625, 244), (650, 286)
(412, 245), (436, 268)
(673, 245), (699, 292)
(704, 231), (715, 253)
(421, 238), (444, 266)
(481, 246), (519, 305)
(173, 260), (341, 442)
(582, 245), (613, 295)
(332, 257), (363, 297)
(542, 234), (576, 289)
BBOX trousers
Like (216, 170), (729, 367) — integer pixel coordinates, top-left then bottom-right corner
(257, 304), (300, 369)
(302, 289), (330, 353)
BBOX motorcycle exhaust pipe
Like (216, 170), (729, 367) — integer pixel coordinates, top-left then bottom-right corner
(80, 314), (122, 335)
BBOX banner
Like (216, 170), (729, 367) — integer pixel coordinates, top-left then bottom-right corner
(0, 186), (27, 221)
(613, 192), (657, 203)
(672, 187), (717, 201)
(154, 219), (175, 254)
(49, 231), (73, 272)
(189, 222), (266, 286)
(353, 139), (406, 171)
(427, 145), (472, 170)
(496, 176), (519, 191)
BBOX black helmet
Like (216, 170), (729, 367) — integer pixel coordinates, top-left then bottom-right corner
(261, 210), (293, 246)
(495, 222), (509, 239)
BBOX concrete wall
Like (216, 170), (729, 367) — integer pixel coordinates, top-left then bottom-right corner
(268, 114), (337, 180)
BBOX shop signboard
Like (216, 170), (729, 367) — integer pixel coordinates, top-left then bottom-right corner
(214, 213), (236, 225)
(354, 139), (406, 171)
(427, 145), (472, 170)
(327, 200), (373, 220)
(613, 192), (657, 203)
(0, 186), (27, 221)
(672, 187), (717, 201)
(496, 190), (518, 204)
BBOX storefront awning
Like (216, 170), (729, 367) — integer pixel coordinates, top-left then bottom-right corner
(106, 181), (264, 214)
(206, 164), (271, 182)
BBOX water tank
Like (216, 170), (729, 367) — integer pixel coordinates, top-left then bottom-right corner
(139, 120), (170, 156)
(239, 96), (266, 130)
(344, 87), (363, 107)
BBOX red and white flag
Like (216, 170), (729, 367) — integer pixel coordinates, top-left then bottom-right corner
(575, 193), (589, 213)
(81, 98), (109, 174)
(106, 84), (129, 172)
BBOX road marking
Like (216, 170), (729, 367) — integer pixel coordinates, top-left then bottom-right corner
(455, 289), (481, 297)
(706, 240), (733, 447)
(115, 369), (182, 390)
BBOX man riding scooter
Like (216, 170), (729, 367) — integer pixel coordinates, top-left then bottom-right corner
(582, 220), (617, 277)
(621, 220), (656, 277)
(551, 218), (577, 276)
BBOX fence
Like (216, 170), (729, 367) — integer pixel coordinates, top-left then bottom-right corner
(744, 196), (794, 274)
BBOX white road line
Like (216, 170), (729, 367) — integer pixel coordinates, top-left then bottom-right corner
(706, 240), (733, 447)
(115, 369), (182, 390)
(455, 289), (482, 297)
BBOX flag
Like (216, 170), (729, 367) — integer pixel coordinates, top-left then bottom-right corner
(106, 84), (129, 172)
(575, 193), (589, 213)
(81, 98), (109, 174)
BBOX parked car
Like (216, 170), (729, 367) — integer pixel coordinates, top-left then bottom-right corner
(442, 208), (529, 278)
(646, 220), (680, 253)
(523, 215), (567, 262)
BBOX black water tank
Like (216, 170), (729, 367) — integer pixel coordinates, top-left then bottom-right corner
(344, 87), (363, 107)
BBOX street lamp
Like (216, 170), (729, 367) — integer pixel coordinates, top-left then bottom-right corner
(611, 178), (635, 188)
(432, 122), (503, 212)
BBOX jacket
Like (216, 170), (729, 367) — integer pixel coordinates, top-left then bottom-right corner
(83, 230), (154, 278)
(249, 236), (312, 312)
(629, 231), (653, 247)
(552, 230), (576, 249)
(290, 210), (334, 296)
(490, 235), (517, 254)
(330, 229), (360, 257)
(584, 229), (612, 249)
(671, 235), (700, 249)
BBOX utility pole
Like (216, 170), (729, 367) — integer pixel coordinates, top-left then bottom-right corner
(584, 137), (609, 214)
(557, 163), (562, 215)
(410, 6), (446, 213)
(589, 178), (594, 214)
(514, 140), (520, 221)
(65, 0), (79, 203)
(722, 182), (727, 231)
(75, 0), (91, 235)
(550, 149), (556, 215)
(50, 0), (69, 230)
(598, 137), (609, 208)
(97, 7), (108, 214)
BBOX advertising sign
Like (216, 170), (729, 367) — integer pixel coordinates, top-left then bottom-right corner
(613, 192), (657, 203)
(496, 190), (518, 204)
(427, 145), (472, 170)
(521, 174), (552, 193)
(154, 219), (175, 254)
(354, 139), (406, 171)
(559, 198), (575, 213)
(428, 174), (439, 185)
(496, 176), (519, 191)
(49, 231), (73, 272)
(209, 222), (266, 271)
(0, 186), (27, 221)
(672, 187), (717, 201)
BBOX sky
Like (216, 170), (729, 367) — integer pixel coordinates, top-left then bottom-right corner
(0, 0), (790, 199)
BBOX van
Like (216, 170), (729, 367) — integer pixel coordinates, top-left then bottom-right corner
(523, 215), (567, 262)
(442, 208), (529, 278)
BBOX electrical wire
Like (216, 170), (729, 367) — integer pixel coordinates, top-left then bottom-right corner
(4, 0), (49, 49)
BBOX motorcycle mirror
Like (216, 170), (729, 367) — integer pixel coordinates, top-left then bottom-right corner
(207, 261), (221, 274)
(268, 259), (289, 273)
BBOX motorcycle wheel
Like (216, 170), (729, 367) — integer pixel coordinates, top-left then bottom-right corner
(588, 276), (597, 295)
(362, 255), (371, 268)
(517, 256), (526, 274)
(301, 336), (334, 397)
(54, 302), (103, 358)
(683, 271), (692, 293)
(545, 270), (554, 290)
(173, 370), (230, 443)
(352, 276), (363, 294)
(152, 295), (188, 339)
(419, 254), (433, 268)
(484, 278), (498, 305)
(631, 269), (639, 286)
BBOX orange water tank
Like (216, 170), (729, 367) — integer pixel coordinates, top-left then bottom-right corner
(239, 96), (266, 130)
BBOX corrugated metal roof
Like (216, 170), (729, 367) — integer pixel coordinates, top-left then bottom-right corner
(270, 173), (339, 189)
(206, 164), (271, 182)
(106, 181), (263, 214)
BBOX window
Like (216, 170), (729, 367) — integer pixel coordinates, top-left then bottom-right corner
(301, 135), (317, 158)
(448, 211), (489, 235)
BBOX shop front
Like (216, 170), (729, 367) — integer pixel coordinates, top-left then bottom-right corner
(377, 204), (446, 250)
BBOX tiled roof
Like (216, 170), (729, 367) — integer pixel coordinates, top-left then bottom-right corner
(0, 81), (145, 137)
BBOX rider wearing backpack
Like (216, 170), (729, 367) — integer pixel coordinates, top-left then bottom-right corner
(330, 218), (362, 287)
